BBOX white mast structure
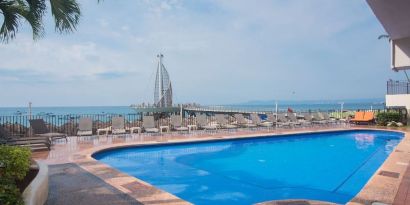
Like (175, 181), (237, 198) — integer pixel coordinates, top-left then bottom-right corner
(154, 54), (173, 107)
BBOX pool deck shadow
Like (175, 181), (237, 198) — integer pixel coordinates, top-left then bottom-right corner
(46, 163), (142, 205)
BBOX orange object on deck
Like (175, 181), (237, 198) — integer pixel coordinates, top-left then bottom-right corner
(363, 112), (375, 121)
(350, 111), (375, 124)
(351, 111), (365, 122)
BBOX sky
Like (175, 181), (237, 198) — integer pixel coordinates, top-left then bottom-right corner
(0, 0), (406, 107)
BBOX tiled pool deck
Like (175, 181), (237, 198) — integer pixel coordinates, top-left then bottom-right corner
(32, 125), (410, 205)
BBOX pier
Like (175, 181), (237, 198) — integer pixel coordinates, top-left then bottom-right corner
(183, 106), (273, 115)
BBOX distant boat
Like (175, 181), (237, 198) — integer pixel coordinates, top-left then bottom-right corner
(13, 111), (27, 115)
(37, 112), (53, 116)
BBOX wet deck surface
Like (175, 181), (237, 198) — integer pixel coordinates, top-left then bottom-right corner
(46, 163), (142, 205)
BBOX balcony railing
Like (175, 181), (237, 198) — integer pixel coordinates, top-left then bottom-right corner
(387, 80), (410, 95)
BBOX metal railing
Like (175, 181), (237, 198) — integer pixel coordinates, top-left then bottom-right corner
(0, 110), (364, 137)
(387, 80), (410, 95)
(0, 113), (143, 137)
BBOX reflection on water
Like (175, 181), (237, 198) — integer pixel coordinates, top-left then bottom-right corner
(385, 139), (401, 154)
(354, 133), (375, 150)
(353, 132), (401, 154)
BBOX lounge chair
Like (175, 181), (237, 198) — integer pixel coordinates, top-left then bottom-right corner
(215, 114), (237, 129)
(312, 113), (327, 124)
(350, 112), (375, 124)
(299, 113), (313, 126)
(29, 119), (68, 142)
(170, 115), (189, 132)
(112, 116), (127, 135)
(315, 112), (330, 124)
(363, 112), (375, 124)
(251, 113), (272, 127)
(276, 114), (292, 127)
(319, 112), (337, 124)
(266, 113), (278, 125)
(286, 112), (301, 126)
(196, 115), (218, 130)
(127, 124), (142, 134)
(77, 117), (93, 136)
(142, 116), (159, 133)
(0, 126), (51, 151)
(97, 126), (111, 135)
(234, 114), (257, 128)
(350, 111), (365, 123)
(350, 111), (375, 124)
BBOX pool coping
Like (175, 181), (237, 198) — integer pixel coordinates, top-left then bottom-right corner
(68, 127), (409, 205)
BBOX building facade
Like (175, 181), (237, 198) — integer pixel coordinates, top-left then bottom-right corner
(367, 0), (410, 123)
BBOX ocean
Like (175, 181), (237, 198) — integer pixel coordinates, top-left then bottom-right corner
(0, 102), (385, 116)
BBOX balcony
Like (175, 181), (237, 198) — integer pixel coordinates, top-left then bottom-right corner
(386, 80), (410, 110)
(387, 80), (410, 95)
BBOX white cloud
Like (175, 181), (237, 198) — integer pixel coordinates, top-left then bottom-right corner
(0, 36), (134, 82)
(0, 0), (402, 106)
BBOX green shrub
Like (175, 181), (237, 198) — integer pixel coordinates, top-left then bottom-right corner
(0, 146), (31, 205)
(0, 179), (24, 205)
(376, 112), (402, 126)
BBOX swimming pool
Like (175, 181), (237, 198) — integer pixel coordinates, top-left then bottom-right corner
(93, 130), (403, 205)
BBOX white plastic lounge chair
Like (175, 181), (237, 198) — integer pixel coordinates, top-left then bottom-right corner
(251, 113), (272, 127)
(77, 117), (93, 136)
(29, 119), (68, 142)
(97, 126), (111, 135)
(312, 113), (327, 124)
(266, 113), (278, 125)
(143, 116), (159, 133)
(171, 115), (189, 132)
(197, 115), (218, 130)
(112, 117), (127, 134)
(276, 114), (292, 127)
(215, 114), (237, 129)
(128, 125), (142, 134)
(299, 113), (313, 126)
(234, 114), (257, 128)
(287, 112), (301, 126)
(320, 112), (337, 124)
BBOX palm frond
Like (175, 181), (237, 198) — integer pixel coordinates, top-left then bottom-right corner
(18, 0), (46, 40)
(0, 1), (22, 42)
(25, 0), (46, 18)
(49, 0), (81, 33)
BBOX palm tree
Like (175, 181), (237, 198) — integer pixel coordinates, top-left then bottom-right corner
(0, 0), (81, 43)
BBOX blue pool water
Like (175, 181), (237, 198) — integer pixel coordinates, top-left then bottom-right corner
(93, 130), (403, 205)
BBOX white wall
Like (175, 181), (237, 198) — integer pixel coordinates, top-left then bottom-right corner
(386, 94), (410, 109)
(393, 37), (410, 70)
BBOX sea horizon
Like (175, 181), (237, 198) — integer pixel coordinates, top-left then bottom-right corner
(0, 101), (385, 116)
